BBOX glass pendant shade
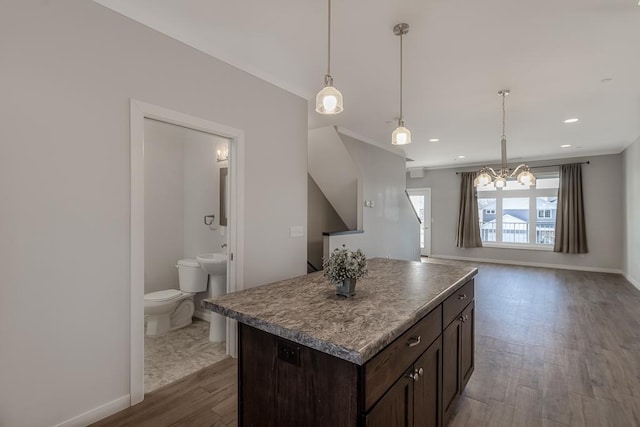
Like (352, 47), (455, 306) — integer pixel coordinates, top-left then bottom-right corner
(517, 168), (536, 187)
(474, 170), (492, 187)
(494, 176), (507, 188)
(392, 124), (412, 145)
(315, 82), (343, 114)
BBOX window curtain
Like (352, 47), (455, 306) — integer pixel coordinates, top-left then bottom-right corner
(456, 172), (482, 248)
(554, 163), (588, 253)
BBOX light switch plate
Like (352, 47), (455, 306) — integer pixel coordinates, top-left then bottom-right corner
(290, 225), (304, 238)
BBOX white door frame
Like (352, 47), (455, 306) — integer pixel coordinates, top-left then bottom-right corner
(130, 99), (245, 405)
(407, 188), (431, 256)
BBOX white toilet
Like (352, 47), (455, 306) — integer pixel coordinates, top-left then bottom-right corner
(144, 259), (208, 336)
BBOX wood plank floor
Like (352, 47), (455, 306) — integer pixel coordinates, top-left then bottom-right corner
(91, 357), (237, 427)
(95, 262), (640, 426)
(447, 262), (640, 427)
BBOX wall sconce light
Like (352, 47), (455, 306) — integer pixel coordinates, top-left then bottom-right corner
(217, 147), (229, 163)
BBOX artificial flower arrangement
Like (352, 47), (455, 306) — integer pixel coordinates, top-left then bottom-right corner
(322, 245), (368, 284)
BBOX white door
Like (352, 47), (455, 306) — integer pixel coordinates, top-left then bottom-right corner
(407, 188), (431, 256)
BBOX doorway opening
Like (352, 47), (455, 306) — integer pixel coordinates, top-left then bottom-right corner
(407, 188), (432, 257)
(130, 100), (245, 405)
(143, 119), (230, 393)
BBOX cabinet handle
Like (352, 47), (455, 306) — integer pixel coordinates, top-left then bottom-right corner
(458, 293), (467, 300)
(459, 315), (469, 323)
(406, 371), (419, 382)
(416, 367), (424, 377)
(407, 336), (421, 347)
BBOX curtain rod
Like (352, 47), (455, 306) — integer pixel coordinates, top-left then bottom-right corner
(455, 161), (590, 175)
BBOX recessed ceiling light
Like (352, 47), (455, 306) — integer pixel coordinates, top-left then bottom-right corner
(457, 155), (466, 159)
(560, 144), (572, 148)
(429, 138), (439, 142)
(564, 118), (580, 124)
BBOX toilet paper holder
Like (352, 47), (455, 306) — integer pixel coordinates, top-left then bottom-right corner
(204, 214), (215, 226)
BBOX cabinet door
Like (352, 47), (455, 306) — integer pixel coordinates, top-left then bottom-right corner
(413, 336), (442, 427)
(442, 317), (462, 425)
(460, 301), (475, 389)
(366, 372), (414, 427)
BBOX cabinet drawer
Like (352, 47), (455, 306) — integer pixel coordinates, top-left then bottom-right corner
(364, 305), (442, 410)
(442, 279), (474, 328)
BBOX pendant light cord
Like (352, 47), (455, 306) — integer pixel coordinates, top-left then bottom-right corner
(399, 31), (403, 123)
(502, 91), (506, 139)
(500, 91), (507, 172)
(327, 0), (331, 76)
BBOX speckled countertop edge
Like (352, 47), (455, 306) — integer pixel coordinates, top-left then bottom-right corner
(203, 258), (477, 365)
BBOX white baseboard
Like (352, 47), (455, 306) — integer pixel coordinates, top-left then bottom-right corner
(430, 254), (623, 275)
(194, 310), (211, 322)
(55, 395), (130, 427)
(622, 272), (640, 292)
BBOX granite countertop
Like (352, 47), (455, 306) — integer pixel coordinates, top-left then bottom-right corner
(202, 258), (477, 365)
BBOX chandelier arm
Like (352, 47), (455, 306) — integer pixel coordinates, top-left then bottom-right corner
(509, 164), (528, 178)
(486, 167), (499, 178)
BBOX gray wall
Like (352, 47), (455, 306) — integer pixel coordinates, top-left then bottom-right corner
(0, 1), (307, 426)
(308, 175), (348, 270)
(623, 137), (640, 288)
(327, 134), (420, 261)
(144, 119), (186, 293)
(407, 154), (624, 271)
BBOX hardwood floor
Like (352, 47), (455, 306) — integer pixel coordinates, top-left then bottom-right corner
(95, 262), (640, 426)
(447, 262), (640, 427)
(91, 357), (237, 427)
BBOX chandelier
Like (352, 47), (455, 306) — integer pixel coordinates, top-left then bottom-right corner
(474, 90), (535, 188)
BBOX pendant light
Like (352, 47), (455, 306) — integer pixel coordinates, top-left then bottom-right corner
(316, 0), (343, 115)
(474, 90), (536, 188)
(392, 23), (411, 145)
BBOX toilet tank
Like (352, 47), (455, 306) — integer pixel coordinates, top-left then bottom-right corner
(177, 259), (208, 292)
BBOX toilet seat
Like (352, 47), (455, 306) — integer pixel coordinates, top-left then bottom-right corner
(144, 289), (183, 302)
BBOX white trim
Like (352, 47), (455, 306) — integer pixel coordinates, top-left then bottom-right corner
(481, 243), (554, 252)
(55, 395), (129, 427)
(430, 254), (623, 274)
(130, 99), (244, 406)
(623, 272), (640, 292)
(406, 187), (431, 257)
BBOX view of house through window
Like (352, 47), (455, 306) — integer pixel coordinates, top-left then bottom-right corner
(477, 173), (559, 247)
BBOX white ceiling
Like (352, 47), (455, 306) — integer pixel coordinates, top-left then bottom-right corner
(94, 0), (640, 169)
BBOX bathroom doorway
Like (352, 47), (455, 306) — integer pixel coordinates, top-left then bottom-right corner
(130, 100), (245, 405)
(143, 118), (229, 393)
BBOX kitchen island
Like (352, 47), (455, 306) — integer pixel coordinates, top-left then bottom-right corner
(203, 258), (477, 427)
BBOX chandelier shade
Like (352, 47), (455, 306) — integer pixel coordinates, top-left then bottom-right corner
(474, 90), (536, 189)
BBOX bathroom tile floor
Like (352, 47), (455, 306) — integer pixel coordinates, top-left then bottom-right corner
(145, 318), (227, 393)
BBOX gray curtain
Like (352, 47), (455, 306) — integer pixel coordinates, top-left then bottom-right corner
(456, 172), (482, 248)
(554, 163), (588, 253)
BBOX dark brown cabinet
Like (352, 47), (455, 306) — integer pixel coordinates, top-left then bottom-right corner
(413, 336), (443, 427)
(366, 336), (442, 427)
(442, 300), (475, 425)
(236, 278), (475, 427)
(366, 373), (414, 427)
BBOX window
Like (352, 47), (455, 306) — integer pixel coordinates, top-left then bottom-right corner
(537, 209), (551, 219)
(477, 174), (558, 248)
